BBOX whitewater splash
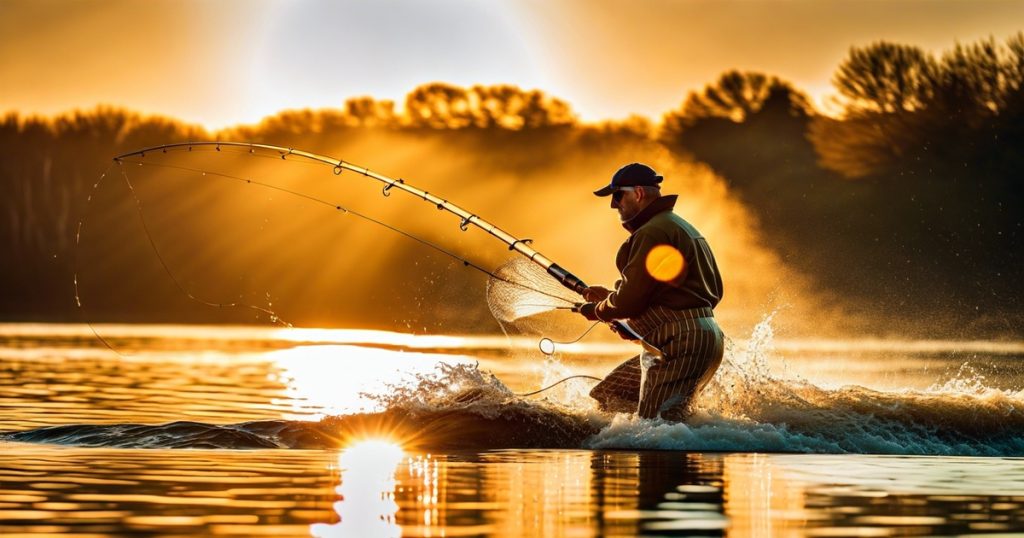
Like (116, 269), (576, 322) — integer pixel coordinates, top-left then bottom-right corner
(588, 315), (1024, 455)
(4, 362), (605, 450)
(6, 315), (1024, 455)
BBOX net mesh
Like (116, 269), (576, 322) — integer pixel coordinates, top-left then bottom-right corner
(485, 257), (591, 340)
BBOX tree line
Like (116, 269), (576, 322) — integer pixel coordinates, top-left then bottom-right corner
(2, 33), (1021, 335)
(657, 33), (1022, 331)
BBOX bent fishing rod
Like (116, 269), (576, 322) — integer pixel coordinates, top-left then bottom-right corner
(113, 141), (644, 342)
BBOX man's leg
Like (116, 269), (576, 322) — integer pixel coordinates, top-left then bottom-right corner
(637, 319), (725, 421)
(644, 354), (723, 422)
(589, 354), (641, 413)
(637, 360), (695, 419)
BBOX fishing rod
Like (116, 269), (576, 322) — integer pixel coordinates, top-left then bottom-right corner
(113, 141), (647, 343)
(116, 142), (587, 289)
(111, 157), (575, 308)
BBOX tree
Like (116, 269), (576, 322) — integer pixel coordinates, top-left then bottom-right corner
(1004, 33), (1024, 105)
(932, 38), (1001, 118)
(661, 71), (811, 144)
(659, 70), (822, 236)
(678, 71), (770, 124)
(403, 83), (575, 130)
(833, 42), (937, 115)
(812, 34), (1024, 179)
(343, 97), (396, 127)
(660, 71), (812, 159)
(404, 83), (474, 128)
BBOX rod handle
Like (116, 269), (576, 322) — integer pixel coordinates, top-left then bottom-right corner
(549, 264), (641, 341)
(546, 264), (588, 295)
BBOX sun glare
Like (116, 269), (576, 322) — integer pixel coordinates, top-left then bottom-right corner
(645, 244), (685, 282)
(269, 344), (474, 419)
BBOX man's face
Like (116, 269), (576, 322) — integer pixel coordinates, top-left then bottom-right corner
(611, 187), (642, 222)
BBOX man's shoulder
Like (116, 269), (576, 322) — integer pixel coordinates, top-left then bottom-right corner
(639, 211), (701, 238)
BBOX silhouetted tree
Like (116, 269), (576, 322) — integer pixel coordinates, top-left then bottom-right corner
(404, 83), (575, 130)
(933, 38), (1003, 117)
(833, 42), (937, 114)
(0, 108), (206, 318)
(660, 71), (815, 193)
(665, 71), (810, 130)
(505, 86), (574, 129)
(1004, 33), (1024, 110)
(803, 33), (1024, 323)
(812, 33), (1024, 179)
(343, 97), (396, 127)
(472, 85), (527, 128)
(404, 83), (474, 128)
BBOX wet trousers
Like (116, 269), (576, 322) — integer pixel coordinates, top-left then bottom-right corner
(589, 309), (724, 421)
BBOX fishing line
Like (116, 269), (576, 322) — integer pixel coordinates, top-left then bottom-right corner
(73, 163), (127, 357)
(79, 149), (605, 408)
(72, 160), (296, 359)
(514, 374), (602, 397)
(118, 162), (291, 324)
(78, 147), (589, 362)
(114, 156), (577, 307)
(539, 321), (601, 356)
(116, 143), (597, 320)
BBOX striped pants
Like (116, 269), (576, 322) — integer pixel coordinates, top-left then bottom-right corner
(589, 307), (724, 421)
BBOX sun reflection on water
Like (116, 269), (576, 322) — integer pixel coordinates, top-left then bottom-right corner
(269, 344), (474, 419)
(311, 440), (406, 538)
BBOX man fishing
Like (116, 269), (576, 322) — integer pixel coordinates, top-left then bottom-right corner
(576, 163), (725, 421)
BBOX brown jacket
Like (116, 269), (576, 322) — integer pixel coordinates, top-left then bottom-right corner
(594, 195), (723, 321)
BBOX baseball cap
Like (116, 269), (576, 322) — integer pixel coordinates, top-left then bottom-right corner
(593, 163), (664, 196)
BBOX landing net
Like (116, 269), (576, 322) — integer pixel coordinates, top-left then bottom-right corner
(486, 257), (592, 341)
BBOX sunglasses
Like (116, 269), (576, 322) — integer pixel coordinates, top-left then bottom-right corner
(612, 187), (636, 202)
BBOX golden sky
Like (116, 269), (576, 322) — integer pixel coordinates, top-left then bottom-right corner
(2, 0), (1022, 129)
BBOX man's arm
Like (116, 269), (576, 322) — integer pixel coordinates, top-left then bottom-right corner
(582, 286), (611, 302)
(592, 231), (663, 320)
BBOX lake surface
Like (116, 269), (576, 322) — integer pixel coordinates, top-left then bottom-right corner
(2, 322), (1024, 536)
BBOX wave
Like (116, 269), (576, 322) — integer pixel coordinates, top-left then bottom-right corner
(6, 319), (1024, 455)
(6, 367), (1024, 455)
(586, 383), (1024, 456)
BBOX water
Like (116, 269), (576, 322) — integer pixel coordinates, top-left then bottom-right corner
(2, 322), (1024, 536)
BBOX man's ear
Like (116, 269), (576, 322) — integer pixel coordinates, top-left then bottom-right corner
(642, 188), (661, 201)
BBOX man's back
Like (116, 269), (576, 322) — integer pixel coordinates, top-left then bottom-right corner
(613, 200), (723, 317)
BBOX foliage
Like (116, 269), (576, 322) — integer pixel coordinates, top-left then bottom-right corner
(833, 42), (938, 114)
(403, 83), (575, 129)
(665, 71), (812, 127)
(811, 34), (1024, 179)
(657, 35), (1022, 332)
(659, 70), (816, 198)
(1, 37), (1022, 336)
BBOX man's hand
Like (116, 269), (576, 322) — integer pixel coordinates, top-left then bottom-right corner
(582, 286), (611, 302)
(608, 322), (638, 341)
(576, 302), (600, 321)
